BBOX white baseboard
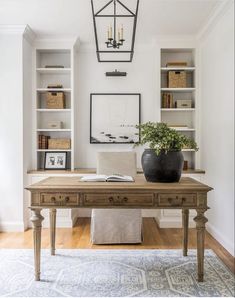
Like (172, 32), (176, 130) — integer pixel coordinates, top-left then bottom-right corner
(0, 221), (26, 232)
(155, 216), (196, 228)
(206, 222), (235, 257)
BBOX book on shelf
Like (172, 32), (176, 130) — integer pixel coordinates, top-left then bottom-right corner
(166, 62), (187, 67)
(162, 93), (174, 108)
(80, 174), (134, 182)
(45, 65), (64, 68)
(38, 135), (50, 149)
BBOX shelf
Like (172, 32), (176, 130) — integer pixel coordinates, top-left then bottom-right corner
(170, 127), (195, 131)
(37, 129), (71, 132)
(161, 108), (195, 112)
(36, 109), (71, 112)
(182, 149), (196, 152)
(161, 67), (195, 72)
(36, 68), (71, 74)
(161, 88), (195, 92)
(27, 169), (205, 175)
(37, 149), (72, 152)
(37, 88), (71, 92)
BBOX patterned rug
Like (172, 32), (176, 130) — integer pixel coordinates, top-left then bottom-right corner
(0, 249), (234, 297)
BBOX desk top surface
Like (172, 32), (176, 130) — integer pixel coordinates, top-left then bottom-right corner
(26, 175), (212, 192)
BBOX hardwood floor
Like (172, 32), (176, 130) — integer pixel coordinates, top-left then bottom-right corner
(0, 218), (234, 273)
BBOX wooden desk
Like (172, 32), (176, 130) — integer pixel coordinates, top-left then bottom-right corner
(26, 176), (212, 282)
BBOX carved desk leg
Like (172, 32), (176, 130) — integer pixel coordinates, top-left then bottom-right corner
(50, 209), (57, 256)
(194, 208), (208, 282)
(30, 208), (44, 281)
(182, 209), (189, 256)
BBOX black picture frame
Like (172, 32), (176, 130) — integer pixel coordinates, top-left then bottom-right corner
(44, 152), (67, 170)
(90, 93), (141, 144)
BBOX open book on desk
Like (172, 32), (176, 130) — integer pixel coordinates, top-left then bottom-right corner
(80, 174), (134, 182)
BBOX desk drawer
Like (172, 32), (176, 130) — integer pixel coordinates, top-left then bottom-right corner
(40, 193), (79, 206)
(158, 194), (196, 207)
(83, 193), (154, 207)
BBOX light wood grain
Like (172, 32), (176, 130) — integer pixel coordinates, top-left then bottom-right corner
(26, 176), (213, 281)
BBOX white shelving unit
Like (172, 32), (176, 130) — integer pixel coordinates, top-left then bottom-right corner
(160, 48), (199, 170)
(33, 40), (79, 170)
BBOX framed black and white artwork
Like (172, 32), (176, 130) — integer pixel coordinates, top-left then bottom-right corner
(90, 93), (141, 144)
(44, 152), (67, 170)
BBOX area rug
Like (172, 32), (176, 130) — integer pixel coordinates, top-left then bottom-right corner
(0, 249), (234, 297)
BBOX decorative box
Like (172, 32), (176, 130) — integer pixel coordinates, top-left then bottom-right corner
(46, 92), (65, 109)
(168, 70), (186, 88)
(48, 138), (71, 149)
(176, 99), (192, 108)
(47, 121), (63, 129)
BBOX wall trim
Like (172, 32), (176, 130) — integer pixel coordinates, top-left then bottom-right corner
(154, 216), (196, 228)
(0, 221), (26, 232)
(207, 222), (235, 257)
(0, 24), (26, 35)
(197, 0), (234, 41)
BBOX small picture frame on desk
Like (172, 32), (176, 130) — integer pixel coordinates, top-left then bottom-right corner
(44, 152), (67, 170)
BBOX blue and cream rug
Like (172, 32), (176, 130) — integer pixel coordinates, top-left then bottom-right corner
(0, 249), (234, 297)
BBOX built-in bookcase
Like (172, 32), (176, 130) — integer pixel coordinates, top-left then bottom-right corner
(160, 48), (199, 170)
(33, 41), (79, 170)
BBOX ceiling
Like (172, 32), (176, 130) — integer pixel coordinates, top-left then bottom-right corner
(0, 0), (223, 44)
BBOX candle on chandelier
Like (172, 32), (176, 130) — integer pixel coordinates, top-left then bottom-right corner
(110, 25), (112, 39)
(121, 24), (123, 39)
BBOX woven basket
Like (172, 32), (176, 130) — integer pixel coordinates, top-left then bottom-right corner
(168, 71), (186, 88)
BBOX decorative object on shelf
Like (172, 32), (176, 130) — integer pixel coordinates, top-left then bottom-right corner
(48, 138), (71, 149)
(105, 69), (127, 76)
(183, 160), (188, 170)
(176, 99), (192, 108)
(47, 121), (63, 129)
(44, 152), (67, 170)
(166, 62), (187, 67)
(168, 70), (186, 88)
(38, 135), (50, 149)
(162, 93), (174, 108)
(45, 65), (64, 68)
(91, 0), (139, 62)
(47, 84), (63, 89)
(46, 92), (65, 109)
(136, 122), (198, 182)
(90, 93), (140, 144)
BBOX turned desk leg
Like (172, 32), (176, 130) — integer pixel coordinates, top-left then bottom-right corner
(50, 209), (57, 256)
(182, 209), (189, 256)
(194, 209), (208, 282)
(30, 208), (44, 281)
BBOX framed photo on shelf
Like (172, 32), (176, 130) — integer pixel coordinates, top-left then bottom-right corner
(44, 152), (67, 170)
(90, 93), (141, 144)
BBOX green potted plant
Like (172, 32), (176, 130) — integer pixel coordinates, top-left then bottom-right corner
(136, 122), (198, 182)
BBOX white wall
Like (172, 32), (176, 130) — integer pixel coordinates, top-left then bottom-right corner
(75, 45), (159, 169)
(200, 3), (234, 255)
(23, 37), (33, 228)
(0, 34), (24, 231)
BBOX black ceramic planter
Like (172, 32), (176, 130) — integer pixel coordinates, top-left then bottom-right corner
(141, 149), (184, 183)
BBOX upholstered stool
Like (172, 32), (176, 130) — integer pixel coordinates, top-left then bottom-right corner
(90, 152), (142, 244)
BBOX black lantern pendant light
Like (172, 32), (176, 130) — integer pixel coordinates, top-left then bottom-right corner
(91, 0), (139, 62)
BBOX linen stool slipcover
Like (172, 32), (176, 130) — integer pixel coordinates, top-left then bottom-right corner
(90, 152), (142, 244)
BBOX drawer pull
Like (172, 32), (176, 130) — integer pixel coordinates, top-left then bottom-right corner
(168, 197), (182, 206)
(109, 197), (114, 202)
(51, 197), (56, 202)
(65, 196), (70, 202)
(123, 197), (128, 202)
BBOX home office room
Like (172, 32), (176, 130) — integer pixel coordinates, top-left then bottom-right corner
(0, 0), (234, 297)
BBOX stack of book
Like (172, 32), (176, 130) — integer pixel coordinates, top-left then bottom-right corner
(38, 135), (50, 149)
(162, 93), (174, 108)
